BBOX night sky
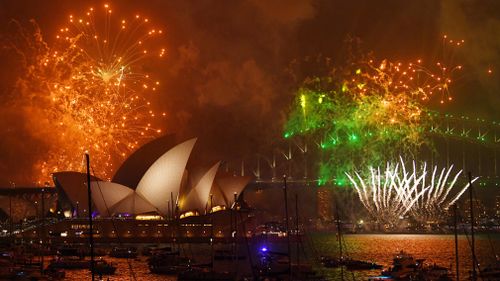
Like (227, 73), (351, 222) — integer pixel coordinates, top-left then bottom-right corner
(0, 0), (499, 185)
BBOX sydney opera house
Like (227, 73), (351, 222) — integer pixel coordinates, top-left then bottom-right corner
(2, 136), (253, 243)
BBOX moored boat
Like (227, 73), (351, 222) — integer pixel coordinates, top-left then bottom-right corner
(419, 263), (453, 281)
(380, 251), (420, 279)
(109, 246), (138, 259)
(92, 259), (117, 275)
(369, 251), (453, 281)
(43, 267), (66, 279)
(47, 256), (90, 269)
(479, 262), (500, 280)
(320, 255), (382, 270)
(177, 267), (234, 281)
(344, 258), (383, 270)
(214, 249), (246, 260)
(148, 253), (192, 275)
(320, 255), (341, 268)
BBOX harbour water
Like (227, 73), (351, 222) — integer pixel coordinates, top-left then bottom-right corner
(61, 233), (500, 280)
(312, 233), (500, 281)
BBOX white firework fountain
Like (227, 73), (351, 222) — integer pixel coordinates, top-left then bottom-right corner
(345, 157), (479, 227)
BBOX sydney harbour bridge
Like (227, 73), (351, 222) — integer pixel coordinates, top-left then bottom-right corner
(232, 112), (500, 188)
(224, 112), (500, 223)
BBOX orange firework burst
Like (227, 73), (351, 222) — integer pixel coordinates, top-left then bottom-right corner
(10, 4), (166, 182)
(334, 37), (464, 131)
(339, 35), (463, 105)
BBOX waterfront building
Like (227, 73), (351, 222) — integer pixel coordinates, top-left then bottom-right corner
(0, 136), (253, 242)
(54, 137), (250, 218)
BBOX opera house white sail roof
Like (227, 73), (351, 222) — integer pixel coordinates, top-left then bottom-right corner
(214, 171), (251, 207)
(135, 138), (197, 215)
(179, 161), (221, 213)
(54, 137), (251, 217)
(90, 181), (135, 217)
(112, 134), (178, 189)
(52, 171), (101, 209)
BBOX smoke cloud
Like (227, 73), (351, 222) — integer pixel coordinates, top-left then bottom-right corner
(439, 0), (500, 117)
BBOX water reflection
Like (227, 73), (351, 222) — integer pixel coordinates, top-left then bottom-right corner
(61, 234), (500, 281)
(312, 233), (500, 281)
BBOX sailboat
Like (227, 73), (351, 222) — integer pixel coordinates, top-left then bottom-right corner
(147, 245), (191, 275)
(84, 154), (117, 278)
(322, 203), (382, 271)
(256, 176), (326, 281)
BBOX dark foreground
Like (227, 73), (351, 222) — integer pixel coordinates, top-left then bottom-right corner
(18, 233), (494, 281)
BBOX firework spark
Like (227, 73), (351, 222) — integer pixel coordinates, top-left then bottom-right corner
(410, 162), (478, 223)
(346, 158), (479, 227)
(8, 4), (166, 182)
(284, 39), (463, 184)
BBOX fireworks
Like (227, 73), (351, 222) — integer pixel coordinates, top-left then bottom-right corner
(345, 158), (479, 227)
(409, 163), (477, 223)
(284, 39), (463, 184)
(8, 4), (166, 181)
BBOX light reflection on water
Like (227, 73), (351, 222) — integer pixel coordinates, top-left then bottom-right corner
(62, 234), (500, 281)
(63, 256), (176, 281)
(312, 233), (500, 281)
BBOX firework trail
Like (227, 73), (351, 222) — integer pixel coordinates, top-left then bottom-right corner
(410, 162), (478, 223)
(345, 159), (428, 227)
(346, 157), (478, 227)
(7, 4), (166, 182)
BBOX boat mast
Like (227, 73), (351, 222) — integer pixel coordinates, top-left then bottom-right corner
(453, 203), (459, 281)
(170, 191), (178, 252)
(210, 194), (214, 271)
(232, 192), (238, 268)
(41, 186), (45, 275)
(336, 205), (342, 260)
(336, 203), (344, 281)
(283, 175), (292, 279)
(295, 193), (300, 273)
(468, 172), (476, 281)
(9, 183), (13, 242)
(86, 153), (95, 281)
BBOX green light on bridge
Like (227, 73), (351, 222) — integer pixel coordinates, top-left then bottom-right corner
(317, 178), (327, 186)
(335, 177), (346, 186)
